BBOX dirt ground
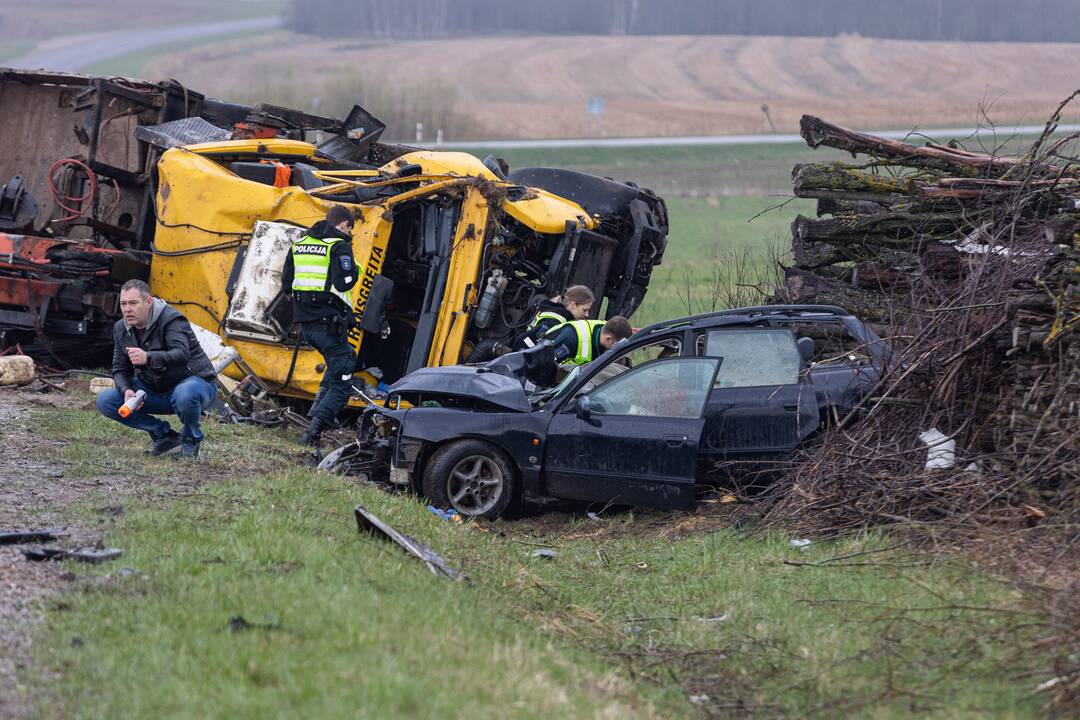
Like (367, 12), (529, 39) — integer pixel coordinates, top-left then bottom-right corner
(0, 380), (292, 720)
(504, 499), (755, 547)
(150, 33), (1080, 139)
(0, 388), (96, 720)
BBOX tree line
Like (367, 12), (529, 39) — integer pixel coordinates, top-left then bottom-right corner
(289, 0), (1080, 42)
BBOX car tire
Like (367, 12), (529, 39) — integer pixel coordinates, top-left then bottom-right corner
(423, 440), (518, 520)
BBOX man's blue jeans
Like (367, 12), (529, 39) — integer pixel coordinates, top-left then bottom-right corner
(96, 376), (217, 445)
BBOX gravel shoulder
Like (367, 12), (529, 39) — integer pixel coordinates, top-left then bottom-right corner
(0, 379), (310, 719)
(0, 389), (87, 720)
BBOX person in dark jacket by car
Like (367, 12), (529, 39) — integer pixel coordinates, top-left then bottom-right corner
(280, 205), (360, 445)
(96, 279), (217, 460)
(511, 285), (595, 351)
(544, 315), (633, 366)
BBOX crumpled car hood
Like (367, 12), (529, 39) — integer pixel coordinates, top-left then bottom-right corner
(389, 365), (531, 412)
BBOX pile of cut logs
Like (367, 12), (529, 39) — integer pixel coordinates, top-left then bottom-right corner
(784, 113), (1080, 327)
(768, 106), (1080, 715)
(771, 101), (1080, 531)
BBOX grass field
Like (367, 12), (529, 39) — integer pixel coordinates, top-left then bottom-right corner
(19, 141), (1062, 719)
(0, 1), (284, 43)
(84, 28), (273, 78)
(630, 196), (809, 325)
(145, 32), (1080, 140)
(0, 40), (32, 63)
(466, 142), (847, 198)
(29, 404), (1044, 719)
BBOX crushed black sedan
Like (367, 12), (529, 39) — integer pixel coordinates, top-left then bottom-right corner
(327, 305), (889, 519)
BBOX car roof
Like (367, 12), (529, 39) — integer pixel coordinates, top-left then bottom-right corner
(633, 305), (854, 338)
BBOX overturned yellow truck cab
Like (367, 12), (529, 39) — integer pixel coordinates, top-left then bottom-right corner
(150, 136), (669, 403)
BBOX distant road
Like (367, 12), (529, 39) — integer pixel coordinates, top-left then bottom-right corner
(441, 124), (1080, 150)
(6, 16), (282, 73)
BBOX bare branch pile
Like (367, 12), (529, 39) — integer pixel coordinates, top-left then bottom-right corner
(768, 96), (1080, 545)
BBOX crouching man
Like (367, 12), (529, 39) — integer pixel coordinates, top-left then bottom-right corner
(96, 279), (217, 460)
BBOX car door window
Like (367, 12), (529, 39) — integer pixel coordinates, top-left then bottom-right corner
(700, 329), (800, 388)
(622, 337), (681, 368)
(578, 336), (683, 394)
(586, 358), (718, 418)
(787, 321), (875, 367)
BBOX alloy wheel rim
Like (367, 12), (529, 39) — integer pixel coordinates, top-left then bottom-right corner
(447, 454), (504, 515)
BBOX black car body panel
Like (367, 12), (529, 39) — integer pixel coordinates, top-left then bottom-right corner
(357, 305), (889, 514)
(390, 365), (532, 412)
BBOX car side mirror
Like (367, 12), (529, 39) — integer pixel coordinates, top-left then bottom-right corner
(576, 394), (592, 420)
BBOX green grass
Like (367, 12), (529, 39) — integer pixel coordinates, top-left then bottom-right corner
(632, 196), (812, 325)
(0, 39), (33, 63)
(85, 27), (274, 77)
(0, 1), (286, 43)
(29, 404), (1044, 719)
(462, 132), (1076, 201)
(468, 142), (849, 199)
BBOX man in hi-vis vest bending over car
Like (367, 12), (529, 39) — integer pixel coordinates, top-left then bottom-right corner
(281, 206), (359, 446)
(544, 316), (633, 366)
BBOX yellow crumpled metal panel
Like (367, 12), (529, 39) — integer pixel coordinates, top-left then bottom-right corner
(150, 148), (361, 399)
(391, 150), (595, 234)
(148, 142), (594, 402)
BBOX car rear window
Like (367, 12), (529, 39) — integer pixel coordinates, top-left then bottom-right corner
(701, 328), (800, 388)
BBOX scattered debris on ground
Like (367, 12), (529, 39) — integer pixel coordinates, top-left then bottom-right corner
(0, 529), (67, 545)
(226, 614), (283, 634)
(21, 546), (122, 564)
(354, 505), (466, 582)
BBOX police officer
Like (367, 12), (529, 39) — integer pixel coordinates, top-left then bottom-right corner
(512, 285), (594, 351)
(280, 205), (360, 445)
(544, 315), (633, 366)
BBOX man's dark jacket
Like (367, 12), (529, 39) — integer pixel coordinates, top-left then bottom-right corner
(280, 220), (358, 324)
(111, 298), (216, 395)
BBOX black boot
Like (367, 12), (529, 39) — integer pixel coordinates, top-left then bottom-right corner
(299, 418), (328, 446)
(307, 387), (326, 418)
(174, 441), (201, 462)
(146, 430), (182, 456)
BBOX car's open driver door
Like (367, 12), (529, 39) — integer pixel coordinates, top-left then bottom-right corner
(541, 357), (720, 509)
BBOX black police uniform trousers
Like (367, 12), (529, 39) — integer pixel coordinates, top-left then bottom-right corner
(301, 317), (356, 425)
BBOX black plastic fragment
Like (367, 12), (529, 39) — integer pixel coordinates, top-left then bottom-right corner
(0, 528), (68, 545)
(354, 505), (466, 582)
(22, 547), (122, 563)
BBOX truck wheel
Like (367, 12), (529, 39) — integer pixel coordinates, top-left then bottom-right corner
(423, 440), (517, 520)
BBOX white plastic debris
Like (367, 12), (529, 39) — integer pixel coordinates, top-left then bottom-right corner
(918, 428), (956, 470)
(789, 538), (812, 550)
(191, 323), (230, 367)
(697, 612), (730, 623)
(689, 694), (710, 705)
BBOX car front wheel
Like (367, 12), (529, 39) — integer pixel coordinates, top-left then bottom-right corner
(423, 440), (518, 520)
